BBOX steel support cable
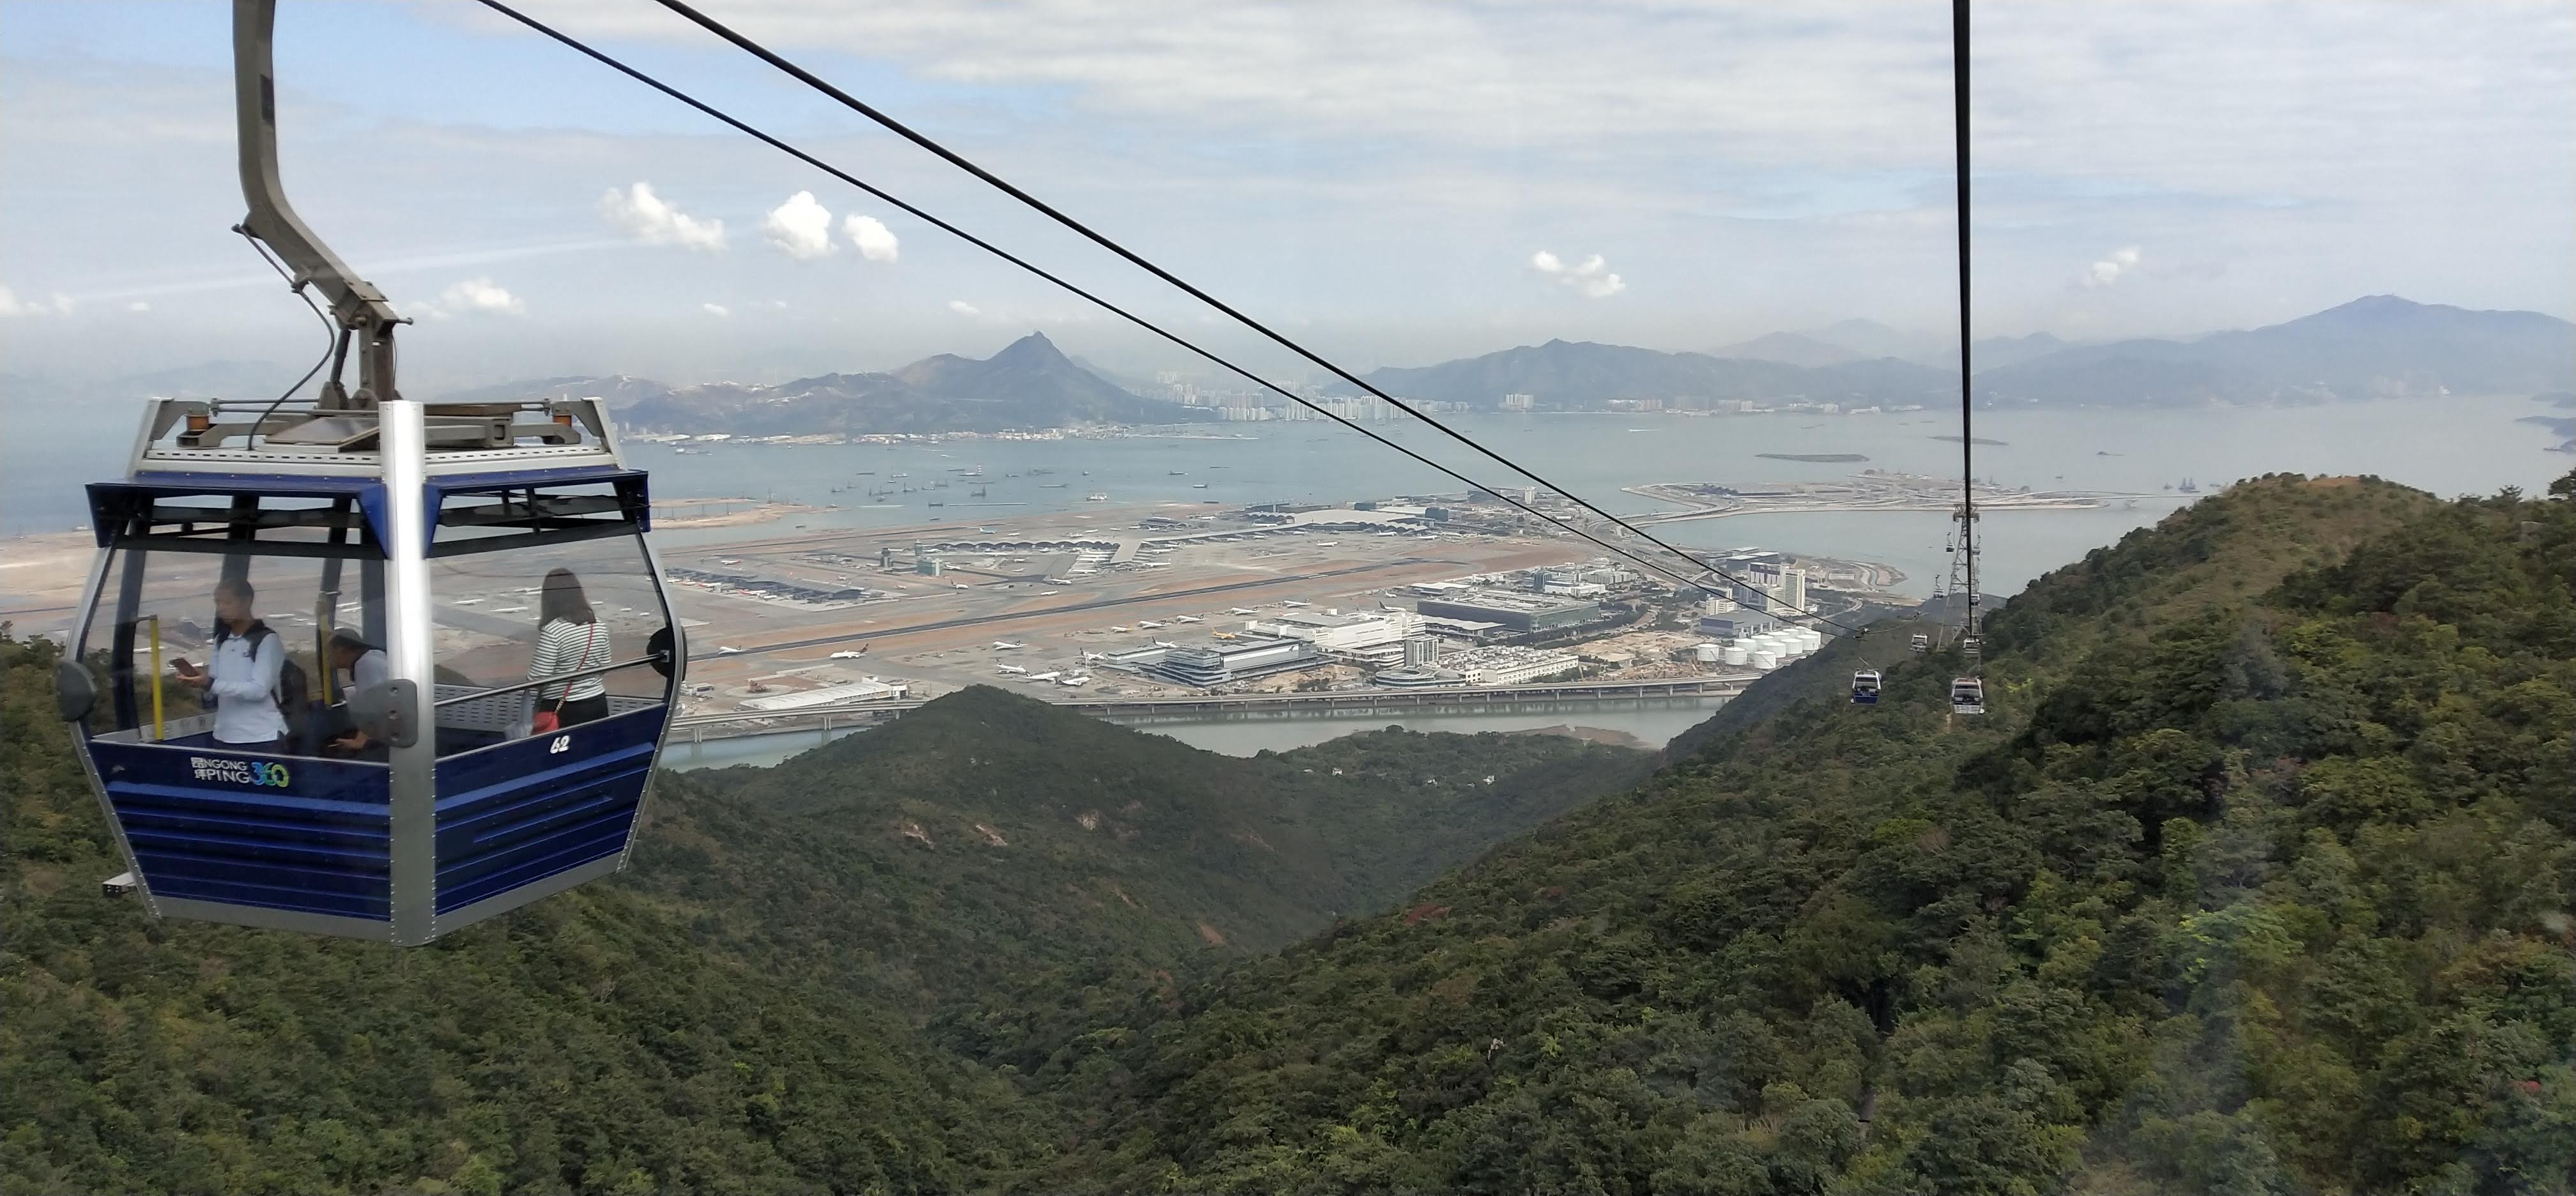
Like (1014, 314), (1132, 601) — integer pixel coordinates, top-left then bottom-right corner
(472, 0), (1868, 632)
(1951, 0), (1981, 671)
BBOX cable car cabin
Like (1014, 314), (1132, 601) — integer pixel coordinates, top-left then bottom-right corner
(1950, 676), (1986, 716)
(54, 397), (686, 946)
(1959, 634), (1983, 659)
(1909, 633), (1929, 654)
(1850, 670), (1882, 705)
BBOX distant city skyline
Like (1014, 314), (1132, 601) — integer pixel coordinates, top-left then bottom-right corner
(1, 0), (2569, 390)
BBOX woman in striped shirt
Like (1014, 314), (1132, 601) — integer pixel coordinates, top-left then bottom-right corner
(529, 568), (613, 728)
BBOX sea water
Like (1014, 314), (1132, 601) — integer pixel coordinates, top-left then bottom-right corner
(6, 393), (2559, 597)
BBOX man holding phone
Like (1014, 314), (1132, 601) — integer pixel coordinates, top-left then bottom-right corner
(169, 576), (288, 750)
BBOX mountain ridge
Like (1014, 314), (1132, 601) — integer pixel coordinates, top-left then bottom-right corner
(1973, 295), (2574, 407)
(1358, 295), (2569, 411)
(1351, 337), (1952, 409)
(1016, 470), (2576, 1193)
(442, 332), (1211, 435)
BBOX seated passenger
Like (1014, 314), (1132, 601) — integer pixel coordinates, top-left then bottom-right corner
(325, 629), (391, 756)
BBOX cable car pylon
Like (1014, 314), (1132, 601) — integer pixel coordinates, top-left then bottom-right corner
(52, 0), (684, 945)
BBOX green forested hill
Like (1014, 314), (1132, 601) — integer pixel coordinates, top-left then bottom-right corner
(9, 472), (2572, 1195)
(0, 650), (1642, 1193)
(1015, 473), (2576, 1194)
(632, 689), (1654, 1008)
(0, 638), (1052, 1194)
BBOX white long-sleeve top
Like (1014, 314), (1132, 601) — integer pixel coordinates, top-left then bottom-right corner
(529, 618), (611, 705)
(206, 626), (288, 745)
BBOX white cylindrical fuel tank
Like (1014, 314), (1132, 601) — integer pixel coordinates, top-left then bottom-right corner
(1751, 650), (1779, 670)
(1722, 645), (1751, 666)
(1694, 642), (1722, 663)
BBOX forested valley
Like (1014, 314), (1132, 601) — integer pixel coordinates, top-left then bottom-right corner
(6, 470), (2574, 1195)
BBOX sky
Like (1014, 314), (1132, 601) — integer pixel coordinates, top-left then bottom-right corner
(1, 0), (2570, 391)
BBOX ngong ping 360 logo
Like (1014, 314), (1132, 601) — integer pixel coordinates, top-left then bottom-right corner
(189, 756), (292, 788)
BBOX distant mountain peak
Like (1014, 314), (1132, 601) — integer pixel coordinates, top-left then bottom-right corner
(620, 331), (1209, 434)
(993, 330), (1070, 365)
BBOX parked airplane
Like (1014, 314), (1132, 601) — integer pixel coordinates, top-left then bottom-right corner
(1229, 607), (1259, 615)
(1153, 640), (1177, 648)
(1027, 671), (1061, 682)
(828, 645), (870, 659)
(993, 641), (1026, 650)
(1137, 620), (1164, 629)
(953, 583), (970, 590)
(1173, 615), (1202, 623)
(716, 645), (744, 654)
(1039, 590), (1061, 596)
(1281, 600), (1310, 608)
(1056, 674), (1090, 687)
(996, 664), (1027, 675)
(1109, 625), (1130, 633)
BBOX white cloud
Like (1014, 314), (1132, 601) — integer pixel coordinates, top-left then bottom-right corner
(762, 192), (836, 260)
(598, 181), (727, 250)
(702, 303), (731, 317)
(1529, 249), (1625, 298)
(418, 277), (526, 319)
(126, 300), (151, 312)
(844, 214), (900, 263)
(0, 285), (77, 318)
(2083, 246), (2143, 288)
(948, 300), (981, 316)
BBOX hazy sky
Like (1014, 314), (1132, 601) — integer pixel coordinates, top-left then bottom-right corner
(1, 0), (2569, 390)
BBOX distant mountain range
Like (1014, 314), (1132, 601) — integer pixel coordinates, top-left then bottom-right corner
(1351, 339), (1953, 410)
(1970, 296), (2573, 407)
(1354, 295), (2572, 411)
(452, 333), (1211, 435)
(33, 295), (2566, 436)
(438, 372), (677, 409)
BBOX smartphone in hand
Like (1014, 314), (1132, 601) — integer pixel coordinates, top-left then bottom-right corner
(170, 657), (200, 679)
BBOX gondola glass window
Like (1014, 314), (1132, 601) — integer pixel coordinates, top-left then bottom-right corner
(424, 477), (675, 755)
(79, 491), (388, 758)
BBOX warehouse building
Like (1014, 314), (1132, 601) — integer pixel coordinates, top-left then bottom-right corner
(1414, 589), (1602, 633)
(1103, 637), (1318, 687)
(1438, 645), (1581, 686)
(1240, 608), (1425, 666)
(735, 678), (908, 711)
